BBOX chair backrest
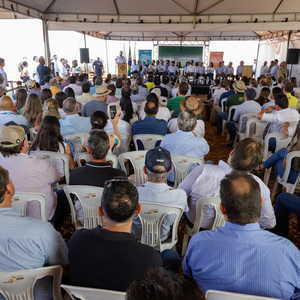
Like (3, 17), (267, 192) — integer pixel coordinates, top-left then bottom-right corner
(263, 132), (292, 160)
(281, 150), (300, 184)
(221, 98), (227, 112)
(206, 290), (281, 300)
(160, 96), (168, 107)
(178, 68), (185, 76)
(29, 151), (70, 185)
(61, 284), (126, 300)
(0, 265), (63, 300)
(138, 202), (183, 251)
(11, 192), (47, 222)
(171, 154), (205, 188)
(245, 117), (269, 140)
(227, 105), (237, 121)
(191, 197), (225, 236)
(211, 86), (218, 95)
(133, 134), (164, 151)
(75, 153), (118, 168)
(63, 185), (104, 229)
(119, 151), (148, 185)
(63, 132), (88, 154)
(237, 112), (258, 132)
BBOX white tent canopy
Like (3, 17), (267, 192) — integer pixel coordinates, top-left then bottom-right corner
(0, 0), (300, 41)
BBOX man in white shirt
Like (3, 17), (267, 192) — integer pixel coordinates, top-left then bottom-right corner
(260, 61), (269, 76)
(115, 51), (126, 64)
(226, 88), (261, 145)
(130, 59), (140, 76)
(186, 60), (197, 78)
(252, 59), (257, 77)
(31, 56), (39, 82)
(51, 54), (59, 76)
(58, 58), (68, 78)
(0, 96), (31, 128)
(257, 93), (300, 133)
(178, 137), (276, 230)
(63, 76), (83, 96)
(132, 147), (188, 241)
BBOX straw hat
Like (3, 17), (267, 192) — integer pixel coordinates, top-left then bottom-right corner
(180, 97), (204, 115)
(233, 81), (247, 93)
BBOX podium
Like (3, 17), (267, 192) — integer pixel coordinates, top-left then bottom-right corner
(242, 65), (252, 78)
(117, 63), (127, 76)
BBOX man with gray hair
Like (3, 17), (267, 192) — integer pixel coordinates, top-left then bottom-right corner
(131, 83), (146, 104)
(59, 97), (91, 135)
(160, 110), (209, 182)
(69, 129), (126, 224)
(132, 146), (188, 241)
(49, 77), (61, 96)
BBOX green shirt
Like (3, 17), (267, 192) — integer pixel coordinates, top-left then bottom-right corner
(226, 92), (244, 108)
(167, 96), (185, 111)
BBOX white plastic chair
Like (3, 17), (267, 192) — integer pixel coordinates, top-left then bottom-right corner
(244, 117), (269, 140)
(206, 290), (281, 300)
(0, 265), (63, 300)
(63, 133), (88, 154)
(271, 150), (300, 202)
(29, 151), (70, 187)
(119, 151), (148, 185)
(133, 134), (164, 151)
(222, 105), (237, 138)
(75, 153), (119, 168)
(220, 97), (227, 112)
(61, 284), (126, 300)
(138, 202), (183, 252)
(171, 154), (205, 188)
(64, 185), (104, 230)
(11, 192), (47, 222)
(262, 132), (292, 185)
(181, 197), (225, 256)
(233, 112), (258, 146)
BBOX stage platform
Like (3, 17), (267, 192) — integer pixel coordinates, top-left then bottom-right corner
(191, 84), (210, 95)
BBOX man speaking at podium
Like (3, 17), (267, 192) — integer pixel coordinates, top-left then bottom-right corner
(115, 51), (126, 64)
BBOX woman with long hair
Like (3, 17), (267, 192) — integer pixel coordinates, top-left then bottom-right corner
(255, 87), (270, 106)
(115, 78), (123, 99)
(259, 121), (300, 184)
(206, 62), (215, 82)
(30, 116), (75, 179)
(21, 93), (42, 127)
(15, 89), (27, 114)
(41, 88), (52, 106)
(34, 98), (61, 131)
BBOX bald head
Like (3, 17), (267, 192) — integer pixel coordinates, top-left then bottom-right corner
(220, 171), (261, 225)
(0, 96), (14, 111)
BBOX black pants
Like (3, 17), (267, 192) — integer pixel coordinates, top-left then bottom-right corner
(51, 189), (71, 230)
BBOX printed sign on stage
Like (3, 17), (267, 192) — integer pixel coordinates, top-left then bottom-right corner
(139, 50), (152, 64)
(209, 52), (224, 67)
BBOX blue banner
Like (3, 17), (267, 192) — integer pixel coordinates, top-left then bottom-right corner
(138, 50), (152, 65)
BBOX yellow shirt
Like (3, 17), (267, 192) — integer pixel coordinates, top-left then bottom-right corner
(50, 86), (62, 96)
(286, 93), (298, 107)
(146, 82), (154, 91)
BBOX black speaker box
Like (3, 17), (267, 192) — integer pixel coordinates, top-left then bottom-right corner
(80, 48), (90, 64)
(286, 49), (299, 64)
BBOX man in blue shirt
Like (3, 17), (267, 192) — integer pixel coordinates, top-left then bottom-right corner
(132, 94), (167, 149)
(36, 57), (51, 86)
(183, 171), (300, 300)
(92, 57), (104, 76)
(236, 60), (244, 79)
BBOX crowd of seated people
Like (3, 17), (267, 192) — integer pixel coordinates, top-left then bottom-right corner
(0, 54), (300, 300)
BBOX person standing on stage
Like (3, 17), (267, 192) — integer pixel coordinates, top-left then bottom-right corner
(93, 57), (104, 76)
(115, 51), (126, 64)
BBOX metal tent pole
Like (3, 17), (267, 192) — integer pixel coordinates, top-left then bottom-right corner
(42, 20), (51, 66)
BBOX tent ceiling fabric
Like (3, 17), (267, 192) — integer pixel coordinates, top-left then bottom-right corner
(1, 0), (300, 40)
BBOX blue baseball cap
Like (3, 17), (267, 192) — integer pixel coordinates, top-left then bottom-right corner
(145, 147), (172, 173)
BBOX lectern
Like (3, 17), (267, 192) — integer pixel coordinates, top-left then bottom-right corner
(242, 66), (252, 78)
(117, 63), (128, 76)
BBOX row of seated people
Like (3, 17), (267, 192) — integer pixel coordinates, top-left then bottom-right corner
(0, 73), (300, 298)
(0, 132), (299, 299)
